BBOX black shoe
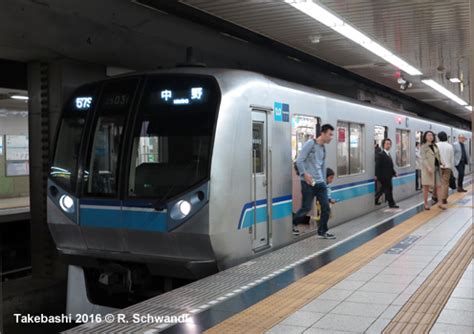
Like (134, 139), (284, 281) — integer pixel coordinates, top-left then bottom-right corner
(318, 232), (336, 240)
(432, 197), (438, 204)
(292, 227), (300, 235)
(301, 216), (311, 225)
(375, 199), (381, 205)
(389, 205), (400, 208)
(458, 188), (468, 192)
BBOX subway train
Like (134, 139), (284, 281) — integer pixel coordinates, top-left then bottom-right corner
(47, 68), (472, 311)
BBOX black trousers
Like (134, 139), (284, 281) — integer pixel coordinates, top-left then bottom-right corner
(456, 163), (466, 189)
(415, 169), (420, 190)
(375, 178), (395, 206)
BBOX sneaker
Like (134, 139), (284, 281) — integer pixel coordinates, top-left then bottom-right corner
(389, 204), (400, 208)
(292, 227), (300, 235)
(432, 197), (438, 204)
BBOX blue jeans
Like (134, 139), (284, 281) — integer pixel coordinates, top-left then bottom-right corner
(294, 181), (330, 235)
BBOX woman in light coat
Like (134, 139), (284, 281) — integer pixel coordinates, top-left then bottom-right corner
(420, 131), (441, 210)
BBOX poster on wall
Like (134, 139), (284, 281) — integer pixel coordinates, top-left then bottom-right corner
(6, 135), (29, 161)
(5, 135), (29, 176)
(6, 161), (29, 176)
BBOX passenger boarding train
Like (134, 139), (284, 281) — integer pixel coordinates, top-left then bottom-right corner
(47, 68), (472, 311)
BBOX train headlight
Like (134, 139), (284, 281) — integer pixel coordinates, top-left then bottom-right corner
(171, 200), (192, 220)
(178, 200), (192, 216)
(59, 194), (75, 213)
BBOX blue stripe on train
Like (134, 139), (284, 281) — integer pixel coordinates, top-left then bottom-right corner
(80, 207), (167, 232)
(238, 172), (416, 229)
(79, 173), (416, 231)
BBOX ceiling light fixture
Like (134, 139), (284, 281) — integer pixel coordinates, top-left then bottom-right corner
(285, 0), (423, 76)
(10, 95), (29, 100)
(421, 79), (468, 106)
(449, 77), (461, 83)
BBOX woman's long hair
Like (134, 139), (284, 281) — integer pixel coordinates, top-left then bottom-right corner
(422, 130), (436, 145)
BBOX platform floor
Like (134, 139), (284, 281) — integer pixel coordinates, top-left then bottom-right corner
(66, 182), (472, 334)
(211, 189), (473, 334)
(0, 196), (29, 210)
(0, 196), (30, 223)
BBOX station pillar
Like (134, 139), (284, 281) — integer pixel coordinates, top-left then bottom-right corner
(27, 60), (105, 280)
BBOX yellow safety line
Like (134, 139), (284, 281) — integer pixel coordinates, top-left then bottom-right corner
(383, 224), (473, 333)
(204, 187), (472, 334)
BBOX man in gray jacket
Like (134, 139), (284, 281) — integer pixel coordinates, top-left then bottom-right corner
(453, 134), (470, 192)
(293, 124), (335, 239)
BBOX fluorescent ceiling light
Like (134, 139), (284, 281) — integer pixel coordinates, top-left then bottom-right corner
(449, 78), (461, 83)
(285, 0), (422, 76)
(466, 105), (472, 111)
(10, 95), (29, 100)
(422, 79), (468, 106)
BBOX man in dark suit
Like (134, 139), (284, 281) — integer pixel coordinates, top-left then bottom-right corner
(375, 138), (399, 208)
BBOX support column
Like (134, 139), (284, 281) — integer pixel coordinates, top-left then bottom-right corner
(27, 59), (105, 280)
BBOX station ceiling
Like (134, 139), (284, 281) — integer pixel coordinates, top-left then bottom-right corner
(181, 0), (472, 121)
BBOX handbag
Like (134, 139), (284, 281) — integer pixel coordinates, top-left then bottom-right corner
(449, 173), (456, 190)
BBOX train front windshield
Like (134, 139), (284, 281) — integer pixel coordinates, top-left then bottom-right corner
(50, 75), (219, 200)
(50, 84), (98, 192)
(128, 76), (219, 199)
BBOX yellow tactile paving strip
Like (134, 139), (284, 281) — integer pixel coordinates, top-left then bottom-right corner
(204, 187), (472, 334)
(383, 223), (473, 333)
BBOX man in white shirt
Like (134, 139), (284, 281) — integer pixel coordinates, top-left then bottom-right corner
(436, 131), (456, 208)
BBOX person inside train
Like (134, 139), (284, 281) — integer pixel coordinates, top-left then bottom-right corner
(415, 142), (421, 191)
(453, 134), (470, 192)
(374, 141), (382, 154)
(436, 131), (456, 209)
(293, 123), (335, 239)
(420, 131), (441, 210)
(374, 138), (399, 208)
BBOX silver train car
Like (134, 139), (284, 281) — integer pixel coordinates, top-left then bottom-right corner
(47, 68), (472, 310)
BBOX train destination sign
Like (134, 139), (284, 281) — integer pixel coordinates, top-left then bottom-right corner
(157, 87), (205, 105)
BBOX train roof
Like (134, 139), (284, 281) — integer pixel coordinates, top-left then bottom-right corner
(90, 67), (469, 132)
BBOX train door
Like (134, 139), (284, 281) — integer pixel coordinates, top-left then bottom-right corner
(291, 115), (319, 235)
(251, 111), (270, 250)
(416, 131), (422, 144)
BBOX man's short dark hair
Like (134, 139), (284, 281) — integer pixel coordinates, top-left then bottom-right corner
(321, 124), (334, 133)
(437, 131), (448, 142)
(382, 138), (392, 147)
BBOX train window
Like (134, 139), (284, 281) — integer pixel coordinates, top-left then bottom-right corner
(396, 129), (410, 168)
(373, 125), (387, 152)
(337, 121), (364, 176)
(252, 122), (264, 173)
(416, 131), (422, 145)
(469, 138), (472, 157)
(83, 79), (138, 196)
(50, 84), (98, 192)
(291, 115), (319, 160)
(128, 75), (220, 199)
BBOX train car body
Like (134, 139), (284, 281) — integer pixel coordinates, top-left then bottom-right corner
(46, 68), (472, 311)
